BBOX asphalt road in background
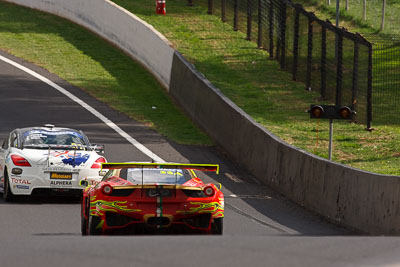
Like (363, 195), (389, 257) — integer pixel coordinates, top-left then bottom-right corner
(0, 50), (400, 267)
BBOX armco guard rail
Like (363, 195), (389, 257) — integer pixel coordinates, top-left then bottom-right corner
(5, 0), (400, 235)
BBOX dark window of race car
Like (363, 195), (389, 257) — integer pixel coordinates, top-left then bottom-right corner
(10, 132), (18, 148)
(108, 168), (192, 185)
(22, 130), (87, 149)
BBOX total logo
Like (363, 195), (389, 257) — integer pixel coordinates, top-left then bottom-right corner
(11, 178), (31, 185)
(88, 180), (99, 186)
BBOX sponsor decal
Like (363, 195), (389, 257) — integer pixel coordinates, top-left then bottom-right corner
(183, 180), (201, 187)
(50, 180), (72, 187)
(62, 154), (90, 167)
(50, 172), (72, 180)
(88, 180), (100, 186)
(43, 167), (79, 173)
(89, 196), (141, 216)
(24, 130), (83, 139)
(177, 201), (224, 214)
(11, 178), (31, 184)
(16, 185), (29, 190)
(44, 151), (90, 167)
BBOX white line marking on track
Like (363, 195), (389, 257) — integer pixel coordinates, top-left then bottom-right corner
(0, 55), (165, 163)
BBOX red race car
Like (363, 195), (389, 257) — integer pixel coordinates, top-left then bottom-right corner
(80, 162), (224, 235)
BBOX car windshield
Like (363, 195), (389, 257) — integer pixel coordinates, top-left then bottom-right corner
(22, 130), (87, 150)
(116, 168), (191, 185)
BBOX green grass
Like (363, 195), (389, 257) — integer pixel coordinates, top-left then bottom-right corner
(1, 1), (400, 174)
(110, 0), (400, 175)
(298, 0), (400, 35)
(0, 1), (211, 145)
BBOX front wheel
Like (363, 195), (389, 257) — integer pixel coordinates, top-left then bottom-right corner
(3, 172), (15, 202)
(211, 218), (223, 235)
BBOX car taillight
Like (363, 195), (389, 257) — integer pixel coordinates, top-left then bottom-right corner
(101, 184), (113, 195)
(11, 155), (31, 167)
(91, 157), (106, 168)
(203, 186), (215, 197)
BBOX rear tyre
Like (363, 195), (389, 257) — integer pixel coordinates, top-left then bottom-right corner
(3, 172), (15, 202)
(211, 218), (223, 235)
(88, 214), (102, 235)
(81, 197), (89, 235)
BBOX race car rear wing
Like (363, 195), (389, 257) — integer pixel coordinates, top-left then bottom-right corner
(101, 162), (219, 174)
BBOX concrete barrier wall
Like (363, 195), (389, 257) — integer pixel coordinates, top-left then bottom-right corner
(4, 0), (175, 89)
(5, 0), (400, 234)
(169, 51), (400, 235)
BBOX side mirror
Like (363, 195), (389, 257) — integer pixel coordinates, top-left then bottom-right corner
(79, 180), (89, 187)
(216, 183), (222, 190)
(90, 144), (105, 153)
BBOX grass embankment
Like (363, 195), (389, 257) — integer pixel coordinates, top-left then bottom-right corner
(0, 1), (399, 174)
(0, 2), (211, 145)
(112, 0), (400, 175)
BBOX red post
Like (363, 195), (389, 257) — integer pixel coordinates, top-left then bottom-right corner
(156, 0), (166, 15)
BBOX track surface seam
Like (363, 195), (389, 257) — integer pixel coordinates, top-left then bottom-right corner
(225, 203), (290, 234)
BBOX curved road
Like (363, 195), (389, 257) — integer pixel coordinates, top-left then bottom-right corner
(0, 50), (399, 267)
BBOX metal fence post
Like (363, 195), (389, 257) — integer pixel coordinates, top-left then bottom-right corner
(208, 0), (213, 14)
(336, 31), (343, 107)
(367, 43), (373, 129)
(247, 0), (253, 40)
(292, 9), (300, 80)
(234, 0), (239, 31)
(306, 17), (313, 91)
(352, 41), (359, 114)
(280, 1), (287, 69)
(276, 2), (282, 64)
(221, 0), (226, 22)
(321, 26), (327, 98)
(268, 0), (274, 58)
(257, 0), (262, 48)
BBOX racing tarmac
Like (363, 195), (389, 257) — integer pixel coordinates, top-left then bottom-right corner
(1, 50), (400, 267)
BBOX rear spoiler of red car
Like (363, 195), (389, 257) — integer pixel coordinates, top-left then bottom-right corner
(101, 162), (219, 174)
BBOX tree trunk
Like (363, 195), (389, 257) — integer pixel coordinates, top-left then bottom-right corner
(345, 0), (349, 11)
(380, 0), (386, 31)
(327, 0), (331, 6)
(363, 0), (366, 20)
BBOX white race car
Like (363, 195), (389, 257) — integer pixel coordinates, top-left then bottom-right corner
(0, 125), (107, 201)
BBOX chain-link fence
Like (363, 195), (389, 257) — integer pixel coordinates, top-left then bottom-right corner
(310, 0), (400, 36)
(364, 34), (400, 125)
(193, 0), (373, 128)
